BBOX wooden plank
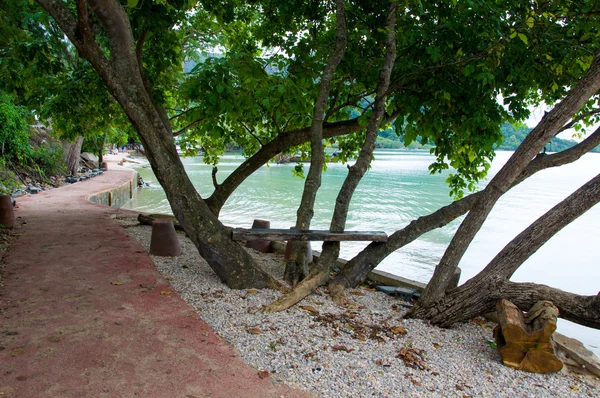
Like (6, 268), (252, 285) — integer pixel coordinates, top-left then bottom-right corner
(231, 228), (388, 242)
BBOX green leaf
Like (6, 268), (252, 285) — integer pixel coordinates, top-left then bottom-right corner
(127, 0), (139, 8)
(517, 33), (528, 45)
(526, 17), (535, 29)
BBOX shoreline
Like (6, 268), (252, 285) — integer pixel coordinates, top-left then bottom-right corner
(119, 151), (600, 359)
(114, 213), (599, 397)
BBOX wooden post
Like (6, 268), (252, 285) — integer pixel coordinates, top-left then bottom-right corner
(0, 195), (15, 229)
(493, 299), (563, 373)
(150, 219), (182, 257)
(245, 219), (272, 253)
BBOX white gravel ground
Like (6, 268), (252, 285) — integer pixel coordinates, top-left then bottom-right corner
(118, 216), (599, 397)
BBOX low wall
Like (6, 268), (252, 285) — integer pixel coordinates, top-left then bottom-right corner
(88, 171), (138, 208)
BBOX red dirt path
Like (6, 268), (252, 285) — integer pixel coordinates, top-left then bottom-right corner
(0, 166), (310, 398)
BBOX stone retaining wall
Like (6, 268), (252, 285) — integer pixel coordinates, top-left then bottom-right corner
(88, 172), (138, 208)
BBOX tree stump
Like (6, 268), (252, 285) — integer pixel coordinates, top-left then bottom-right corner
(149, 219), (182, 257)
(493, 299), (563, 373)
(245, 219), (272, 253)
(0, 195), (15, 229)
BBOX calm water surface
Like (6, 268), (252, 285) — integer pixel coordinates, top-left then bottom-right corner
(123, 149), (600, 356)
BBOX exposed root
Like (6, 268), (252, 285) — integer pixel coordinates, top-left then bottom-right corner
(263, 270), (330, 312)
(328, 282), (356, 308)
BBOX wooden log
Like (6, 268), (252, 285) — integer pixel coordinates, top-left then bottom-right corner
(493, 299), (563, 373)
(231, 228), (388, 242)
(137, 213), (184, 231)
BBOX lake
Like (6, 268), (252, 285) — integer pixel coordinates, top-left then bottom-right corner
(122, 149), (600, 357)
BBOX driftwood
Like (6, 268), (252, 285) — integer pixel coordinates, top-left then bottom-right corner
(493, 299), (563, 373)
(231, 228), (388, 242)
(137, 213), (184, 231)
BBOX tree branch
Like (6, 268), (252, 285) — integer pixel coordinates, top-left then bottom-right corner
(417, 50), (600, 308)
(331, 125), (600, 290)
(173, 118), (207, 137)
(205, 112), (400, 215)
(556, 106), (600, 135)
(211, 166), (219, 189)
(241, 122), (264, 146)
(503, 282), (600, 329)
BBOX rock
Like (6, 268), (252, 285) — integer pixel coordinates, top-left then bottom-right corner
(554, 332), (600, 377)
(27, 186), (42, 194)
(81, 152), (99, 162)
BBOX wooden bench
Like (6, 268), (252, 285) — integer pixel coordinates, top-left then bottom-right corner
(231, 228), (388, 242)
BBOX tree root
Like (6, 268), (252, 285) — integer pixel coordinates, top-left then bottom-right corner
(328, 282), (357, 307)
(263, 270), (331, 312)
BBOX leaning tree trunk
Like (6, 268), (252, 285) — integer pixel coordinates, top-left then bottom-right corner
(265, 0), (398, 311)
(284, 0), (347, 285)
(37, 0), (280, 289)
(327, 125), (600, 297)
(412, 50), (600, 315)
(62, 135), (84, 175)
(407, 171), (600, 328)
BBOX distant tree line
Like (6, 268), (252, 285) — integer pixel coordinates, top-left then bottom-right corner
(497, 122), (599, 152)
(376, 122), (600, 153)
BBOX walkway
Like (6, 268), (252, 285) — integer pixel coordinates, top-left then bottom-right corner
(0, 162), (309, 398)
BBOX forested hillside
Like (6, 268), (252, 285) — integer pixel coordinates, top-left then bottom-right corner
(376, 122), (600, 153)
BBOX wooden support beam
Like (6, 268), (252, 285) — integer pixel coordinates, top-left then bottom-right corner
(231, 228), (388, 242)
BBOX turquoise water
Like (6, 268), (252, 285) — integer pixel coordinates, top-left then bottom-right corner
(123, 149), (600, 356)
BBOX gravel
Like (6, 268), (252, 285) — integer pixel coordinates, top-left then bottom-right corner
(117, 216), (599, 397)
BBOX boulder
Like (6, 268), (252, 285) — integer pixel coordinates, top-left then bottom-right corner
(81, 152), (99, 162)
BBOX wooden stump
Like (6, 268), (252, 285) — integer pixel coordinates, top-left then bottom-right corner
(149, 219), (182, 257)
(493, 299), (563, 373)
(245, 219), (272, 253)
(0, 195), (15, 229)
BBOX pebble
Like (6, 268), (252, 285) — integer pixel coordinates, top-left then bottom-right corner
(120, 220), (600, 397)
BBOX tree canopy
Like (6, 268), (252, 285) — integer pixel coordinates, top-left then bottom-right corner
(13, 0), (600, 328)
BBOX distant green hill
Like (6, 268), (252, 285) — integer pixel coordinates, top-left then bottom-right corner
(375, 123), (599, 153)
(497, 122), (599, 153)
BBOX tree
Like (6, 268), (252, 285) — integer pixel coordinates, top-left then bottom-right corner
(34, 0), (281, 289)
(29, 0), (600, 333)
(0, 0), (129, 175)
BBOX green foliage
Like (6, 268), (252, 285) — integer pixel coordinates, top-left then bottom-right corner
(0, 158), (20, 195)
(7, 0), (599, 201)
(28, 143), (65, 178)
(0, 91), (65, 186)
(0, 91), (30, 163)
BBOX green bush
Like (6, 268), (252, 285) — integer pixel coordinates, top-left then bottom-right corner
(0, 91), (30, 163)
(0, 158), (20, 195)
(29, 144), (65, 178)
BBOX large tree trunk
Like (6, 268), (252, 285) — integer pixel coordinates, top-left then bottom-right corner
(407, 172), (600, 329)
(413, 50), (600, 313)
(62, 135), (84, 175)
(327, 125), (600, 296)
(266, 1), (398, 311)
(38, 0), (279, 289)
(285, 0), (347, 285)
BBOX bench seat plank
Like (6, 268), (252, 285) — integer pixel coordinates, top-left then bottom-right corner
(231, 228), (388, 242)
